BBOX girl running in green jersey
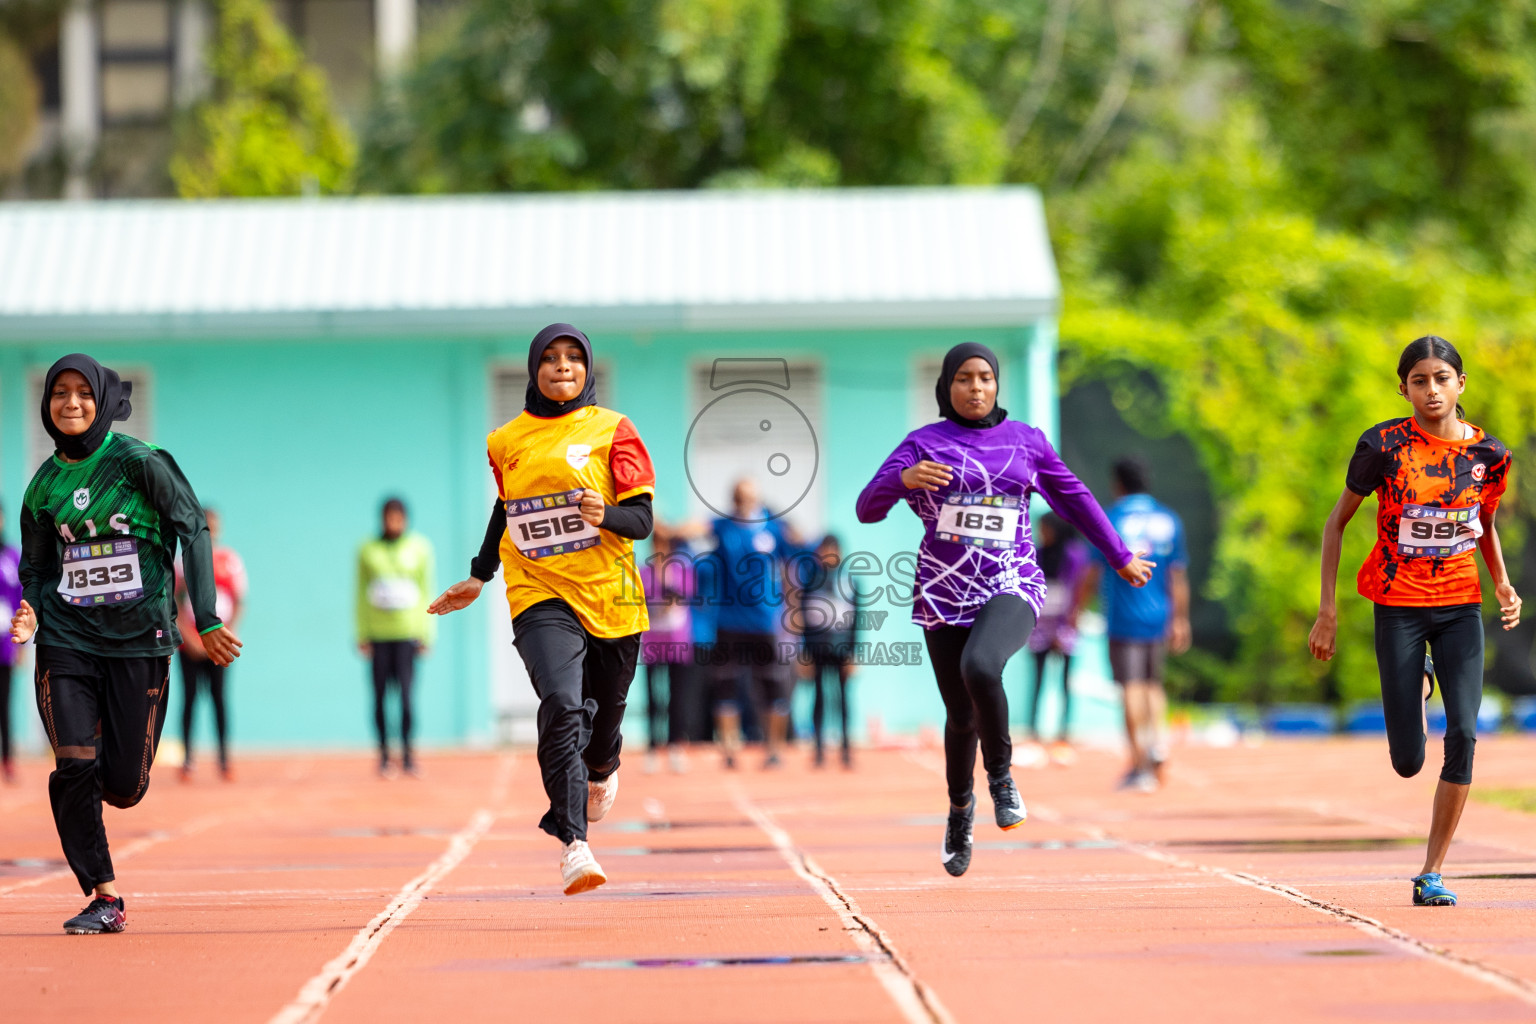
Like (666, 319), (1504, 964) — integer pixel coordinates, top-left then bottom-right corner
(10, 354), (241, 934)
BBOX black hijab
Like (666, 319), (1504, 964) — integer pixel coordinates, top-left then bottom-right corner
(525, 323), (598, 418)
(935, 342), (1007, 429)
(42, 353), (133, 460)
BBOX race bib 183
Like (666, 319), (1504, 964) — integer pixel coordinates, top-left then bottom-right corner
(935, 493), (1022, 550)
(506, 489), (601, 559)
(59, 538), (144, 606)
(1397, 502), (1483, 559)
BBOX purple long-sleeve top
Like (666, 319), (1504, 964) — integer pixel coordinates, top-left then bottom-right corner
(856, 419), (1133, 629)
(0, 545), (20, 665)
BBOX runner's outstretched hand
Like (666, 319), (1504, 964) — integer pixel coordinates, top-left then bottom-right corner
(201, 625), (243, 667)
(1116, 555), (1156, 588)
(900, 461), (953, 491)
(429, 578), (484, 616)
(579, 488), (605, 526)
(1497, 582), (1522, 630)
(10, 599), (34, 645)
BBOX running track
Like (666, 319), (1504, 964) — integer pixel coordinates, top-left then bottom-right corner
(6, 738), (1536, 1022)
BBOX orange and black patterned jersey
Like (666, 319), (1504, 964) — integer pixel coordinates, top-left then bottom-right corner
(1346, 417), (1510, 607)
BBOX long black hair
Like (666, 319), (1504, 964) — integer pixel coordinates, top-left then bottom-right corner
(1397, 335), (1465, 420)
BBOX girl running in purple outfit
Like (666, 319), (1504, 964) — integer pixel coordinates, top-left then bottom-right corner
(857, 343), (1154, 877)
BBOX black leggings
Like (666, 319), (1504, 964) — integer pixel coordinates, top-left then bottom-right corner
(924, 595), (1037, 806)
(1374, 603), (1483, 785)
(370, 640), (418, 765)
(811, 656), (852, 754)
(0, 662), (12, 763)
(512, 599), (639, 844)
(179, 652), (228, 769)
(1027, 650), (1072, 741)
(644, 661), (691, 749)
(35, 646), (171, 895)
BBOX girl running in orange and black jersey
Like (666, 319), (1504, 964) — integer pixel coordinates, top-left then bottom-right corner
(428, 324), (655, 896)
(1310, 336), (1521, 908)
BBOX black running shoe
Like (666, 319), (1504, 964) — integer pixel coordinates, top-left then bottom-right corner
(988, 774), (1028, 830)
(63, 895), (125, 935)
(942, 801), (974, 877)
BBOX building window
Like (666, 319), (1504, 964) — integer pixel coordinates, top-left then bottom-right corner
(27, 367), (153, 471)
(687, 358), (824, 533)
(490, 360), (613, 428)
(910, 355), (944, 430)
(99, 0), (174, 124)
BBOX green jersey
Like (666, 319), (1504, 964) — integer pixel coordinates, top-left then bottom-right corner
(20, 432), (220, 657)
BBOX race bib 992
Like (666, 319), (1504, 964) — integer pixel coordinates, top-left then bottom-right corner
(1397, 503), (1483, 559)
(506, 489), (601, 559)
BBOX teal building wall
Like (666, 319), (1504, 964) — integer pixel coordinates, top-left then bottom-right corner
(0, 320), (1057, 749)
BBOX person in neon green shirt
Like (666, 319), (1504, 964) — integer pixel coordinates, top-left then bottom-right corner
(356, 497), (434, 777)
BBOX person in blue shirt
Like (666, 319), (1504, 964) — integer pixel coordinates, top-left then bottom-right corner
(1079, 458), (1191, 792)
(702, 477), (801, 769)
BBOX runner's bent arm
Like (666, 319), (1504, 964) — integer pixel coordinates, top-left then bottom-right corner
(856, 439), (922, 523)
(141, 451), (219, 634)
(1477, 507), (1521, 630)
(598, 494), (652, 540)
(1031, 436), (1135, 572)
(13, 501), (54, 641)
(1309, 488), (1366, 660)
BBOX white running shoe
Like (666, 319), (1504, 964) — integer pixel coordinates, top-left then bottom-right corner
(668, 748), (689, 774)
(560, 840), (607, 895)
(587, 771), (619, 822)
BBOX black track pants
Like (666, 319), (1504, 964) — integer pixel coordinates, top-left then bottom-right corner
(370, 640), (418, 765)
(512, 600), (639, 844)
(0, 663), (12, 763)
(34, 645), (171, 895)
(811, 656), (853, 755)
(179, 652), (228, 769)
(1028, 651), (1073, 741)
(924, 595), (1037, 807)
(1374, 603), (1483, 785)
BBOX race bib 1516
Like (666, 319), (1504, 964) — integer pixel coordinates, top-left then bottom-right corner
(506, 489), (602, 559)
(59, 538), (144, 606)
(1397, 502), (1483, 559)
(935, 493), (1022, 550)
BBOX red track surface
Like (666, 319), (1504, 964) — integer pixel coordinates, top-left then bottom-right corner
(6, 737), (1536, 1022)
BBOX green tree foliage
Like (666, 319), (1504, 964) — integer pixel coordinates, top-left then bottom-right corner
(361, 0), (1040, 191)
(1055, 108), (1536, 701)
(171, 0), (355, 197)
(1216, 0), (1536, 264)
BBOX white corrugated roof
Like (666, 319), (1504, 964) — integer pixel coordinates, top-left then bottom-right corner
(0, 187), (1058, 338)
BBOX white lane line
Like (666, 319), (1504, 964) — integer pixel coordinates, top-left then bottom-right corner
(901, 751), (1536, 1006)
(733, 785), (954, 1024)
(266, 808), (495, 1024)
(267, 754), (514, 1024)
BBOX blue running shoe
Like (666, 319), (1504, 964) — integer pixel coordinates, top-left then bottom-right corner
(1412, 873), (1457, 906)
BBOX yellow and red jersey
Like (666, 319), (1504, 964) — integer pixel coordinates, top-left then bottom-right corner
(1347, 417), (1510, 607)
(488, 405), (655, 637)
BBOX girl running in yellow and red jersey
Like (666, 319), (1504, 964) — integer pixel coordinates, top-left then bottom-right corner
(1310, 336), (1520, 908)
(429, 324), (654, 895)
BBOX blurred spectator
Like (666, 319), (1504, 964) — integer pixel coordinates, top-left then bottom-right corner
(176, 507), (248, 782)
(640, 522), (695, 774)
(797, 534), (859, 769)
(1080, 459), (1190, 792)
(1020, 513), (1088, 768)
(0, 499), (19, 785)
(356, 497), (435, 778)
